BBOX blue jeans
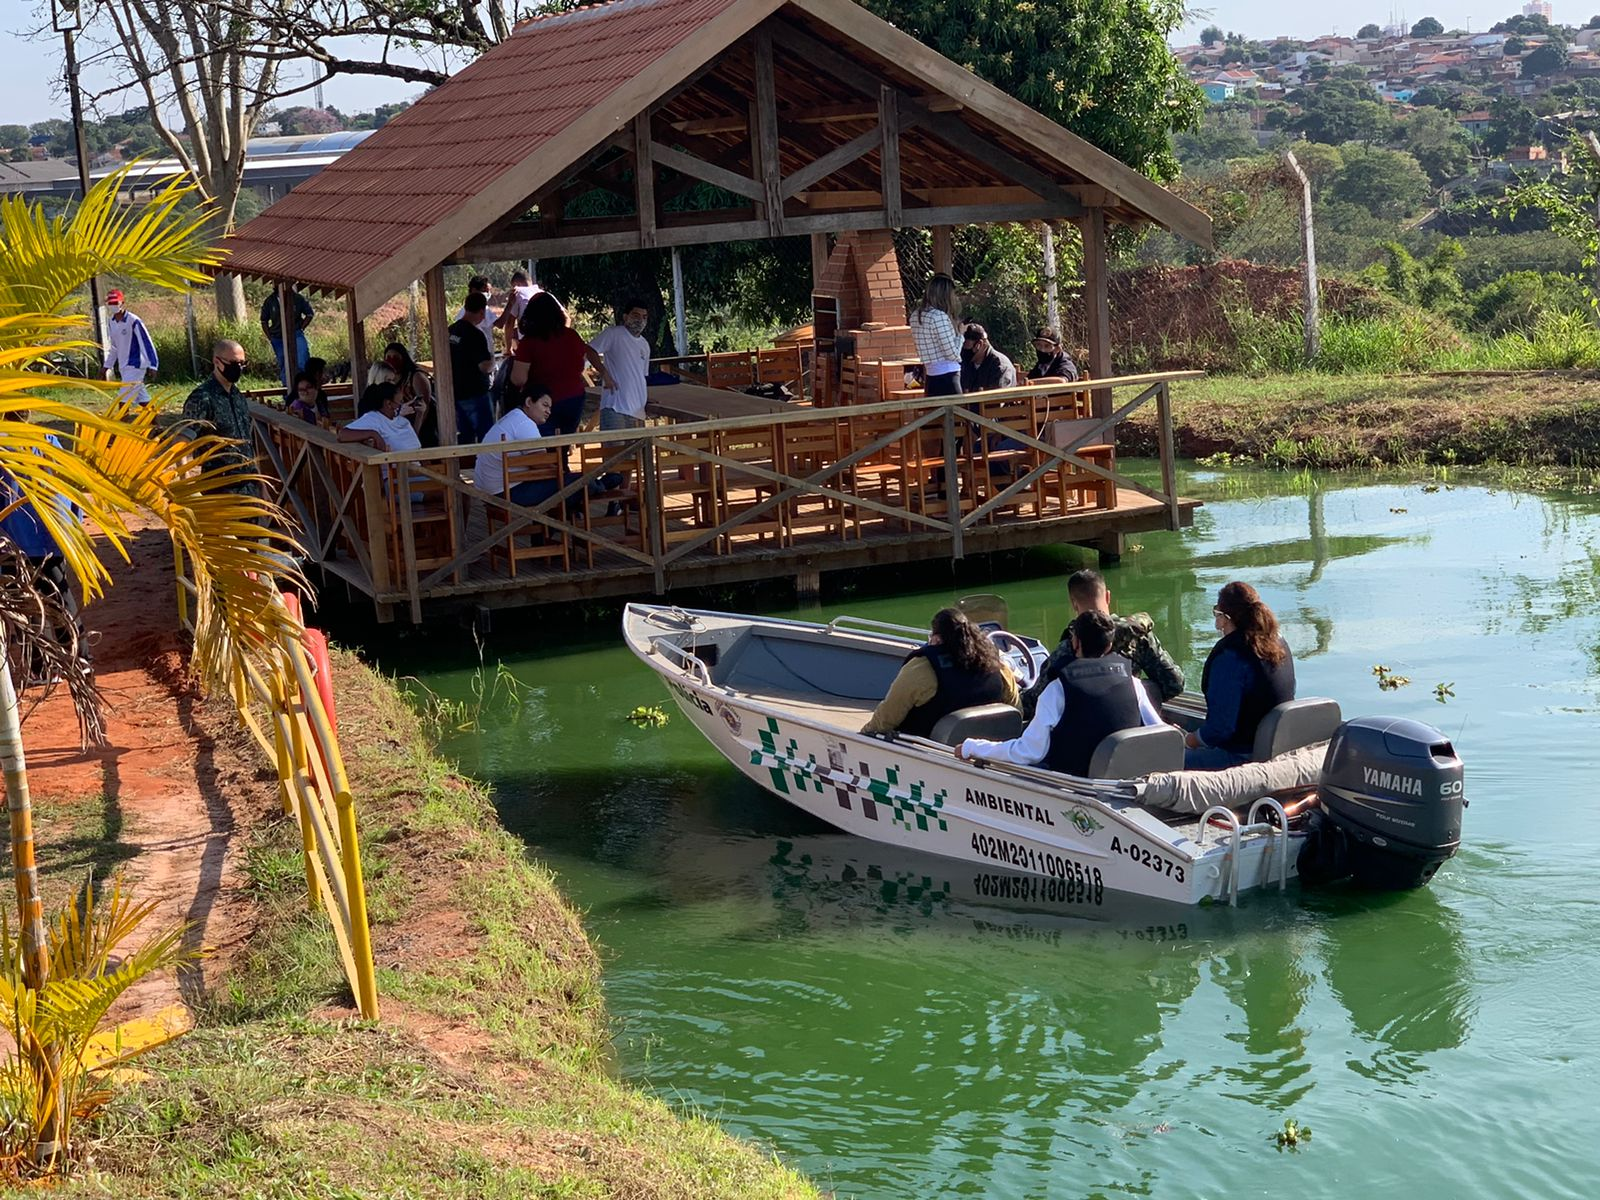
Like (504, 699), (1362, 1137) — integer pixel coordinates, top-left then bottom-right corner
(455, 393), (493, 444)
(600, 408), (645, 431)
(1184, 744), (1251, 771)
(509, 478), (561, 507)
(273, 330), (309, 389)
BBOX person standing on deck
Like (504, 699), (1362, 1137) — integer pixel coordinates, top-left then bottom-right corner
(590, 299), (652, 432)
(909, 273), (965, 397)
(261, 284), (313, 390)
(103, 289), (158, 406)
(1021, 568), (1185, 719)
(458, 274), (499, 356)
(448, 293), (495, 444)
(181, 339), (259, 498)
(497, 269), (542, 357)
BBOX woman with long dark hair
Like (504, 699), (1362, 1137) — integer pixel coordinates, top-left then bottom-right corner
(862, 606), (1017, 736)
(507, 291), (615, 436)
(382, 341), (437, 446)
(1185, 581), (1296, 769)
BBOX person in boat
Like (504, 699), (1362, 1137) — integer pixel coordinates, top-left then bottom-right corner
(1184, 581), (1295, 770)
(1021, 568), (1185, 719)
(862, 606), (1019, 736)
(957, 610), (1163, 775)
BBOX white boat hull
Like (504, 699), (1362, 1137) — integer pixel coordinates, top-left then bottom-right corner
(626, 605), (1301, 906)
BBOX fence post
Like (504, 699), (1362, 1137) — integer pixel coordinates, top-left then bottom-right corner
(1040, 222), (1060, 334)
(944, 405), (963, 560)
(1283, 150), (1319, 365)
(1157, 381), (1180, 531)
(1583, 133), (1600, 327)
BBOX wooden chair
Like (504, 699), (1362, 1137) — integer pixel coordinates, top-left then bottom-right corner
(756, 345), (803, 397)
(651, 429), (720, 556)
(906, 413), (977, 524)
(843, 408), (914, 536)
(1037, 396), (1117, 512)
(486, 449), (569, 577)
(385, 455), (460, 585)
(837, 355), (861, 406)
(970, 392), (1044, 521)
(707, 350), (756, 392)
(577, 438), (646, 569)
(715, 423), (785, 552)
(778, 417), (847, 544)
(854, 359), (885, 407)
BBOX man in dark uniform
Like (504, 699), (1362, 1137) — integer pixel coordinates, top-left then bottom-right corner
(1021, 568), (1184, 719)
(181, 339), (260, 498)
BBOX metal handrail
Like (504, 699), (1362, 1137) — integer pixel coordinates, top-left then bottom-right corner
(1247, 797), (1292, 893)
(1198, 805), (1243, 906)
(652, 636), (715, 688)
(825, 614), (928, 639)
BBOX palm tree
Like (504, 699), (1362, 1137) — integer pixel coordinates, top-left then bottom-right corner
(0, 168), (303, 1170)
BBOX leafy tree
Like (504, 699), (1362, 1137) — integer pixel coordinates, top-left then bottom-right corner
(1201, 24), (1223, 46)
(0, 125), (29, 159)
(1504, 35), (1525, 54)
(1402, 106), (1475, 185)
(1173, 109), (1262, 168)
(1358, 22), (1382, 38)
(1486, 95), (1539, 154)
(1522, 41), (1570, 77)
(860, 0), (1204, 182)
(1290, 78), (1395, 143)
(1492, 13), (1551, 33)
(1367, 240), (1464, 316)
(1410, 16), (1444, 36)
(1469, 269), (1589, 333)
(1329, 143), (1429, 218)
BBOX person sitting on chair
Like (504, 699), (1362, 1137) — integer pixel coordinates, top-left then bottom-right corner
(862, 607), (1019, 736)
(957, 610), (1161, 775)
(1184, 581), (1295, 770)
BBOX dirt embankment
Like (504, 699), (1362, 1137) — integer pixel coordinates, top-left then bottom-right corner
(1119, 371), (1600, 467)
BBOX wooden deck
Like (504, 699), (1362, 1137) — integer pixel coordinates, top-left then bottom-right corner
(252, 371), (1201, 623)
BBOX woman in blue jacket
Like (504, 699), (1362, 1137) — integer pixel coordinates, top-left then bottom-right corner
(1184, 581), (1295, 769)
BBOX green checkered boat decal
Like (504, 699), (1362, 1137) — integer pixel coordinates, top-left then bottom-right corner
(751, 716), (950, 833)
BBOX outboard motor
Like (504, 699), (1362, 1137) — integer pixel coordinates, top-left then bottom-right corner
(1300, 716), (1465, 890)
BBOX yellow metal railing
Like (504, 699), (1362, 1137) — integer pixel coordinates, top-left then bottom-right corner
(173, 550), (379, 1019)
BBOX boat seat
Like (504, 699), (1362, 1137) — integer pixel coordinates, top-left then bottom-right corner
(929, 704), (1022, 747)
(1090, 725), (1185, 779)
(1253, 697), (1342, 762)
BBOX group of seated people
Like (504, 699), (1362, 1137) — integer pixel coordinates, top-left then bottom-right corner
(863, 569), (1294, 775)
(958, 324), (1082, 394)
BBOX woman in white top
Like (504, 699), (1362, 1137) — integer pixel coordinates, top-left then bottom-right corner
(337, 383), (423, 452)
(909, 273), (965, 397)
(474, 390), (563, 505)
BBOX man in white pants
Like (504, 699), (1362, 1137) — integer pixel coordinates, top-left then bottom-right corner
(104, 288), (158, 406)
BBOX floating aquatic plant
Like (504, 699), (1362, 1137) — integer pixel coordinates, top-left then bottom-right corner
(1434, 682), (1455, 703)
(627, 705), (670, 727)
(1274, 1118), (1312, 1150)
(1372, 665), (1412, 691)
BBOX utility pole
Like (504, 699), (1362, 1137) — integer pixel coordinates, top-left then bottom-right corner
(56, 0), (104, 375)
(1283, 150), (1320, 364)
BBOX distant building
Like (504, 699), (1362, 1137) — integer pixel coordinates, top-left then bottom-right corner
(1458, 110), (1494, 134)
(1522, 0), (1553, 17)
(1201, 81), (1236, 102)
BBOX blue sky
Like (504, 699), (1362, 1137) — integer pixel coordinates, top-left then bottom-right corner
(3, 4), (1553, 128)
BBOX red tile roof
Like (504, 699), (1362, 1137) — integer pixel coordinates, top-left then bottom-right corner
(224, 0), (782, 311)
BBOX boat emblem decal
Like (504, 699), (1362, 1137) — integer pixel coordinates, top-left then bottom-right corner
(716, 702), (742, 736)
(1067, 807), (1103, 836)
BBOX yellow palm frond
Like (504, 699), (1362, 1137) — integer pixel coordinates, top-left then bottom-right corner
(0, 169), (221, 357)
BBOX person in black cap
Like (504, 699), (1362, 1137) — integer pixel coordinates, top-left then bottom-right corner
(959, 323), (1016, 393)
(1027, 326), (1079, 382)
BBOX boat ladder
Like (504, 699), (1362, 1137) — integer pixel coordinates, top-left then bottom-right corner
(1197, 799), (1291, 905)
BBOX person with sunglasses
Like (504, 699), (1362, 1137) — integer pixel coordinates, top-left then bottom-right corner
(1185, 581), (1295, 770)
(181, 339), (259, 497)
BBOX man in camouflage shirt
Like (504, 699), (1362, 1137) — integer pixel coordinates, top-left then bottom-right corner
(1020, 568), (1184, 719)
(181, 339), (260, 498)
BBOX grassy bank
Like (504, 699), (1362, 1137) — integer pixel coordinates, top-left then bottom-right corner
(1122, 371), (1600, 468)
(62, 649), (819, 1199)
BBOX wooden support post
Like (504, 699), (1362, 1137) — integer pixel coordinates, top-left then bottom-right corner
(879, 86), (901, 229)
(633, 112), (657, 246)
(1283, 151), (1319, 364)
(671, 246), (688, 356)
(424, 266), (458, 446)
(1041, 222), (1060, 334)
(753, 31), (786, 238)
(1157, 381), (1180, 531)
(1087, 532), (1124, 563)
(346, 295), (368, 403)
(932, 225), (953, 276)
(794, 566), (822, 603)
(810, 232), (830, 287)
(1079, 207), (1112, 419)
(276, 280), (294, 391)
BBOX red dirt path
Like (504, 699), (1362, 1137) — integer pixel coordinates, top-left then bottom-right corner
(21, 523), (276, 1019)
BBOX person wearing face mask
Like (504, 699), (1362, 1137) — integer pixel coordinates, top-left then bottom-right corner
(588, 299), (653, 432)
(103, 289), (158, 406)
(182, 339), (260, 497)
(1026, 326), (1079, 383)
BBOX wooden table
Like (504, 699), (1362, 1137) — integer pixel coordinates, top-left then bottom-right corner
(639, 382), (793, 422)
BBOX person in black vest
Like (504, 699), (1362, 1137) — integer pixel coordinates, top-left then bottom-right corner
(957, 610), (1162, 776)
(1185, 581), (1296, 770)
(862, 607), (1019, 736)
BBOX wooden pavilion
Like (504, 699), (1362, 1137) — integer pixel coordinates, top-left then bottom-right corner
(221, 0), (1214, 622)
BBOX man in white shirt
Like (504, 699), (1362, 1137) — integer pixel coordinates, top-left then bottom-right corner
(474, 391), (557, 504)
(103, 288), (158, 406)
(337, 383), (423, 453)
(958, 610), (1161, 777)
(496, 269), (543, 356)
(589, 299), (653, 431)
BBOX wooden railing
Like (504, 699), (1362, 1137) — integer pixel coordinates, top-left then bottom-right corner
(251, 370), (1199, 623)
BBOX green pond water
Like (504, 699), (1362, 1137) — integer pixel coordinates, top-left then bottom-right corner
(389, 464), (1600, 1198)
